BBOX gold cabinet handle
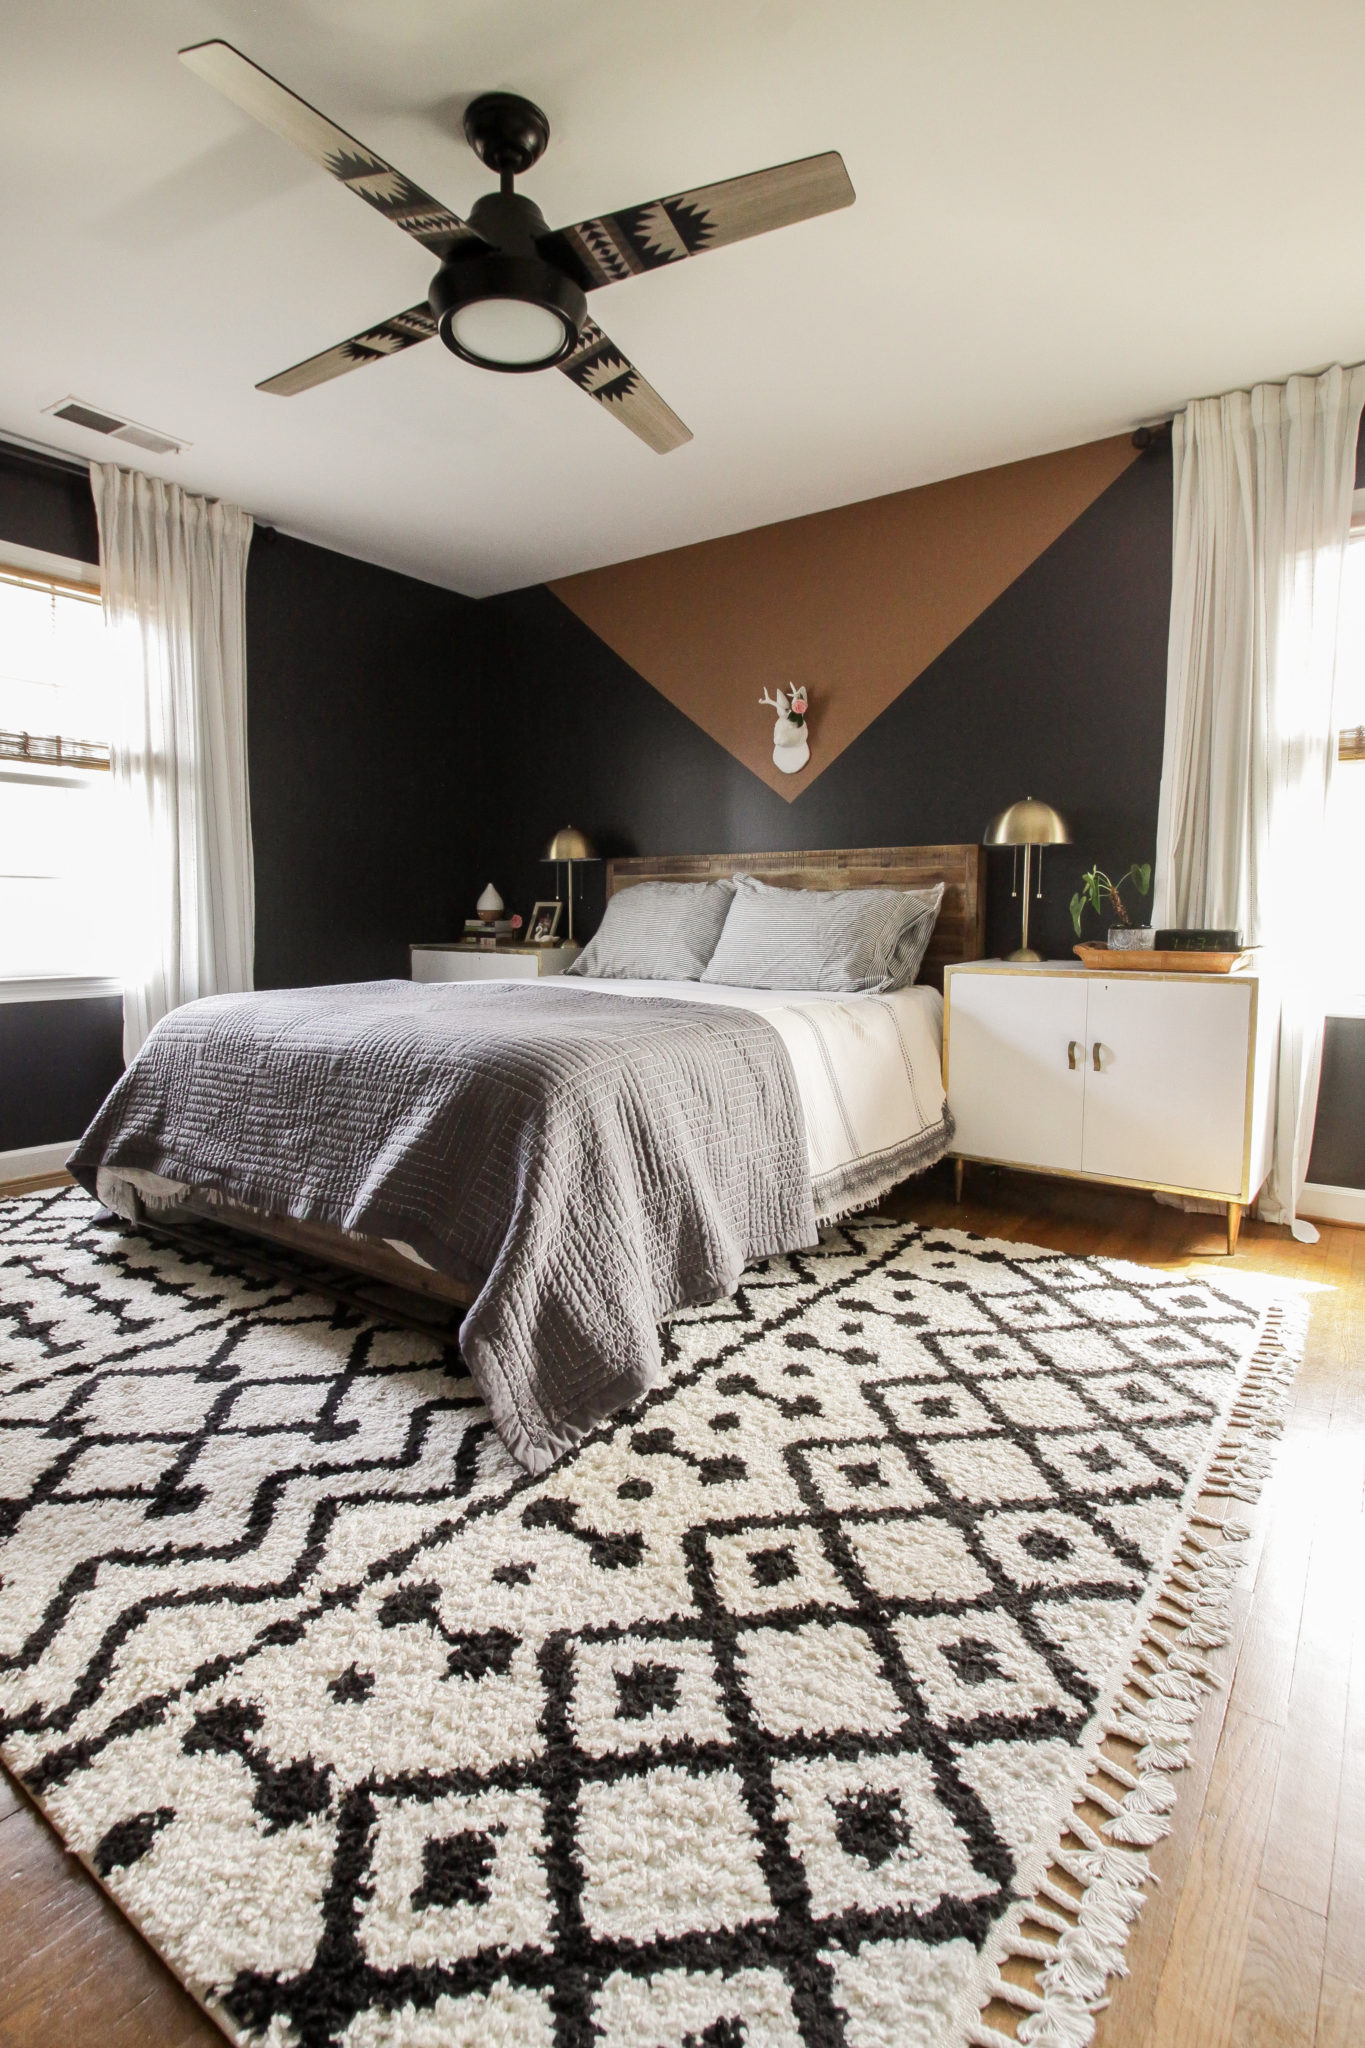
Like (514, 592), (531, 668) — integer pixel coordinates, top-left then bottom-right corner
(1067, 1040), (1081, 1069)
(1092, 1041), (1104, 1072)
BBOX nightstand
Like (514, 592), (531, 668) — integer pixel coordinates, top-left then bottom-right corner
(410, 942), (578, 982)
(943, 960), (1275, 1253)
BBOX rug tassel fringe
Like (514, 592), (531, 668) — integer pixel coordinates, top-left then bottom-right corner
(967, 1289), (1300, 2048)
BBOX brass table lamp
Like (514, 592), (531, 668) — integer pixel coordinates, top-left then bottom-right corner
(983, 797), (1071, 961)
(541, 826), (599, 948)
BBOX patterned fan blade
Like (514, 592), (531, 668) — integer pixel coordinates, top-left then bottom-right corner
(257, 303), (437, 396)
(558, 321), (692, 453)
(179, 41), (482, 261)
(540, 151), (854, 291)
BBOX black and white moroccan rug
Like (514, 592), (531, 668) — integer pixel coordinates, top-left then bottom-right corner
(0, 1186), (1301, 2048)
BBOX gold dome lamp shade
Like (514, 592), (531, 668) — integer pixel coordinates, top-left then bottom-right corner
(540, 827), (600, 947)
(983, 797), (1071, 962)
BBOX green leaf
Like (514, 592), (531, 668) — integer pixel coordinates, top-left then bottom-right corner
(1069, 891), (1085, 935)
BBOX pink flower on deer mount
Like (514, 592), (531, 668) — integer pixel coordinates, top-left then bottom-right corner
(788, 686), (808, 722)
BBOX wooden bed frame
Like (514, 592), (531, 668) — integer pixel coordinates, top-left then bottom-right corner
(156, 845), (987, 1307)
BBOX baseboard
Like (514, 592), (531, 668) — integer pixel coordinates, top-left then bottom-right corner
(1299, 1180), (1365, 1227)
(0, 1140), (75, 1183)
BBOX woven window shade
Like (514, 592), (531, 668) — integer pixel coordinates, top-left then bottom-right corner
(0, 730), (110, 769)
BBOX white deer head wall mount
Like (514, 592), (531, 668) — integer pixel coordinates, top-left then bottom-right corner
(759, 684), (810, 774)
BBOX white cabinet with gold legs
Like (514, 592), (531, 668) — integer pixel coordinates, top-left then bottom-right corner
(943, 962), (1275, 1253)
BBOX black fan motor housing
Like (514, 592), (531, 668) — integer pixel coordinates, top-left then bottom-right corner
(429, 191), (586, 372)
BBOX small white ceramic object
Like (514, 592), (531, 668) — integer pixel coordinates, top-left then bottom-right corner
(476, 883), (505, 923)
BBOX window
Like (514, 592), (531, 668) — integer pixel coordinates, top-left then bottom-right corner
(1327, 507), (1365, 1003)
(0, 550), (121, 984)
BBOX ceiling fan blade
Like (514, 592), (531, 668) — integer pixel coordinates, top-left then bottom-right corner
(558, 321), (691, 453)
(257, 304), (437, 396)
(540, 150), (854, 291)
(179, 41), (482, 261)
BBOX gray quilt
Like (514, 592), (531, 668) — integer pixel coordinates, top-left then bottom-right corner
(67, 981), (818, 1471)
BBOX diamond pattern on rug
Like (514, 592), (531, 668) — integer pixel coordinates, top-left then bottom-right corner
(0, 1186), (1274, 2047)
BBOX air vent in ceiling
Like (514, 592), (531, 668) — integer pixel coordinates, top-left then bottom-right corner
(43, 398), (187, 457)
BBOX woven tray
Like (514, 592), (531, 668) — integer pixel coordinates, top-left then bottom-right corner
(1073, 944), (1252, 973)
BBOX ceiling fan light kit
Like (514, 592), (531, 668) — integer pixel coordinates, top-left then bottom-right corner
(431, 235), (586, 372)
(177, 42), (855, 449)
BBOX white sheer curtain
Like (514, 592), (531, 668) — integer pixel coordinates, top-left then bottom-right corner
(1154, 363), (1365, 1238)
(92, 463), (255, 1062)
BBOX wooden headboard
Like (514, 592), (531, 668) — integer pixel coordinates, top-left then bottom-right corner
(605, 844), (987, 990)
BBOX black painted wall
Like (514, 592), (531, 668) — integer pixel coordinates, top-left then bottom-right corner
(0, 999), (123, 1154)
(476, 449), (1174, 962)
(1307, 1018), (1365, 1189)
(246, 530), (483, 990)
(0, 443), (98, 567)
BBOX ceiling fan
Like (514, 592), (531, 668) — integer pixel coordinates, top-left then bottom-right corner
(178, 41), (855, 453)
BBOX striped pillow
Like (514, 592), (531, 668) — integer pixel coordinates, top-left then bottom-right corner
(701, 876), (943, 992)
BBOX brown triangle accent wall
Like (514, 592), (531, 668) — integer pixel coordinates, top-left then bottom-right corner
(550, 435), (1141, 800)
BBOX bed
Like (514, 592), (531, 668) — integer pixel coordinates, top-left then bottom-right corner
(69, 843), (985, 1468)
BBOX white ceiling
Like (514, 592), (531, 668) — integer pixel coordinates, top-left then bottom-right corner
(5, 0), (1365, 596)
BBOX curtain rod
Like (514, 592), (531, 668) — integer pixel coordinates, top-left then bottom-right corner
(7, 415), (1177, 495)
(1144, 359), (1365, 435)
(0, 430), (90, 479)
(0, 430), (277, 537)
(1131, 421), (1172, 451)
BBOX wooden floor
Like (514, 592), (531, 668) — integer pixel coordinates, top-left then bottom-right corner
(1, 1164), (1361, 2046)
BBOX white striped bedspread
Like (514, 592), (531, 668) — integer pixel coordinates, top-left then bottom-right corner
(562, 977), (952, 1221)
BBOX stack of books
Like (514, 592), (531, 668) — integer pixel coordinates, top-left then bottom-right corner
(464, 917), (517, 946)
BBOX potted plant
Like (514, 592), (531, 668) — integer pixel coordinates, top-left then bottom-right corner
(1070, 862), (1153, 949)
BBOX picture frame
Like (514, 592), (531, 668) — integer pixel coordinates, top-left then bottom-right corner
(525, 899), (563, 945)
